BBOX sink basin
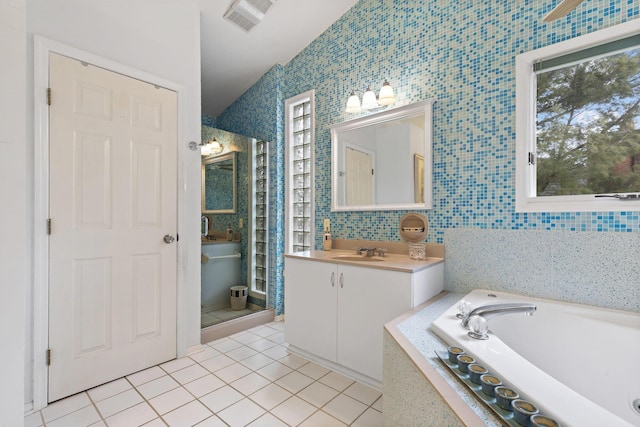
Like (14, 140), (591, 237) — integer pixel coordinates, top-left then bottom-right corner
(331, 256), (384, 262)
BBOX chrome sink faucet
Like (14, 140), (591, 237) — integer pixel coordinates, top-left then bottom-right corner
(356, 247), (376, 257)
(461, 303), (537, 328)
(375, 248), (388, 257)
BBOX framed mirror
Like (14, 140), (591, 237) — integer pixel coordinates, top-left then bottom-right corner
(330, 99), (435, 211)
(202, 151), (237, 214)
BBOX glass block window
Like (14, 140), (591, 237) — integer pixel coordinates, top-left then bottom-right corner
(252, 139), (268, 294)
(285, 91), (315, 253)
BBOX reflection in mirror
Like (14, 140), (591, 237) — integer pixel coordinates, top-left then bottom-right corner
(331, 99), (435, 211)
(202, 152), (237, 214)
(414, 154), (424, 204)
(199, 127), (272, 332)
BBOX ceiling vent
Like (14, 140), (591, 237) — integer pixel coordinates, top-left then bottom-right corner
(223, 0), (277, 32)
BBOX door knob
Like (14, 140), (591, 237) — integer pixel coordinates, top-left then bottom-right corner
(163, 234), (175, 244)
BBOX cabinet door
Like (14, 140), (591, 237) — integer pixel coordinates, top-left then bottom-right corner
(337, 265), (411, 381)
(284, 258), (338, 362)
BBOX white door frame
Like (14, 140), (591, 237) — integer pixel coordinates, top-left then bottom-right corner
(32, 35), (191, 410)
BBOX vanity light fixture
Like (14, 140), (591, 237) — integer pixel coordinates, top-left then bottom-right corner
(345, 80), (396, 113)
(207, 138), (224, 155)
(188, 138), (224, 156)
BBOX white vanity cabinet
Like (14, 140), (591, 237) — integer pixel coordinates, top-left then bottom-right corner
(284, 255), (444, 387)
(283, 258), (338, 363)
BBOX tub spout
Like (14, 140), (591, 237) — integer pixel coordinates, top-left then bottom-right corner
(461, 303), (537, 328)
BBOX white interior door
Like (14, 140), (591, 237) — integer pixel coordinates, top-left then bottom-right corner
(48, 53), (178, 402)
(345, 146), (374, 205)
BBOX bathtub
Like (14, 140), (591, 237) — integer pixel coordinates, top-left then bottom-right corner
(430, 290), (640, 427)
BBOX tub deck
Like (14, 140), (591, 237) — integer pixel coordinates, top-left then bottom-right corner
(383, 291), (503, 426)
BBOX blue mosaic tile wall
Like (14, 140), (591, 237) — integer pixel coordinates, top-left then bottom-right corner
(214, 1), (639, 315)
(201, 115), (216, 128)
(217, 65), (283, 143)
(284, 0), (639, 247)
(214, 65), (286, 316)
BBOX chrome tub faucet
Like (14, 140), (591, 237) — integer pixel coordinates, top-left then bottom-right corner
(461, 302), (537, 340)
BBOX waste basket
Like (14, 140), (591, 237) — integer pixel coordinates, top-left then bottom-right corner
(230, 285), (248, 310)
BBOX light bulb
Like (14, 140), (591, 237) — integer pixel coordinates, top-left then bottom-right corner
(378, 80), (396, 106)
(361, 87), (379, 110)
(210, 139), (223, 154)
(345, 91), (361, 113)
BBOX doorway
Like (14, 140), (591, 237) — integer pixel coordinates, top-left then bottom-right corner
(47, 53), (178, 402)
(345, 144), (375, 205)
(32, 37), (194, 411)
(199, 128), (271, 334)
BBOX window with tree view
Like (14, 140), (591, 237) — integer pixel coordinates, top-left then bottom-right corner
(534, 37), (640, 198)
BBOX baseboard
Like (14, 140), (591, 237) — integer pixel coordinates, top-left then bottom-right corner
(186, 344), (205, 357)
(287, 344), (382, 391)
(24, 402), (34, 416)
(200, 309), (275, 343)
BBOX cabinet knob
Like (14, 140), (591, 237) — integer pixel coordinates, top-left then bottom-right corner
(331, 272), (335, 287)
(340, 273), (344, 288)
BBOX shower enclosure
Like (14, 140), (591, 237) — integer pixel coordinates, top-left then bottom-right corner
(200, 127), (270, 330)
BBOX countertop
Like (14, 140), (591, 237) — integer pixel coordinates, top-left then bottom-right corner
(284, 249), (444, 273)
(201, 239), (240, 245)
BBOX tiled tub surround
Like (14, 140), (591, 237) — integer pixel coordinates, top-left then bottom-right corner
(445, 229), (640, 312)
(383, 292), (499, 426)
(379, 228), (640, 425)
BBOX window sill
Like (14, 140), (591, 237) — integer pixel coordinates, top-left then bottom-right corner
(516, 196), (640, 213)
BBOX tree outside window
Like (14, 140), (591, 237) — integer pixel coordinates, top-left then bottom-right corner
(535, 47), (640, 197)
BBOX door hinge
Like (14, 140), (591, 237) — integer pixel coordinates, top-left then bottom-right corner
(46, 349), (51, 366)
(47, 218), (52, 235)
(47, 88), (52, 106)
(528, 152), (536, 165)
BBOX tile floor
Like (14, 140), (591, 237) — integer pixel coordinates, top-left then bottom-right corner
(201, 306), (265, 328)
(25, 322), (382, 427)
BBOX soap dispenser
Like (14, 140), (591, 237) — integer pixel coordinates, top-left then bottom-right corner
(323, 218), (332, 251)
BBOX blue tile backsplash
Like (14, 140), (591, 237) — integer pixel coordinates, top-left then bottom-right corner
(208, 0), (639, 315)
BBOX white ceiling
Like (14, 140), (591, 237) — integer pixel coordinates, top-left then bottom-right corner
(195, 0), (359, 117)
